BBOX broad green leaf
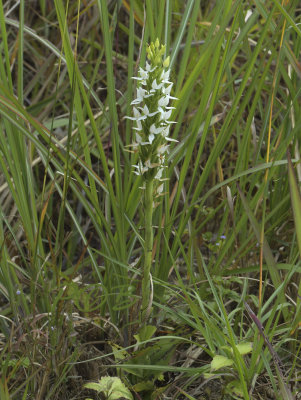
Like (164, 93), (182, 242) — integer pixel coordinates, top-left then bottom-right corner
(84, 377), (133, 400)
(211, 355), (234, 371)
(235, 342), (253, 356)
(134, 325), (157, 343)
(226, 380), (244, 398)
(132, 381), (154, 392)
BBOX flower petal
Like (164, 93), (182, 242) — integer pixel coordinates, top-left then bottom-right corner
(158, 96), (169, 107)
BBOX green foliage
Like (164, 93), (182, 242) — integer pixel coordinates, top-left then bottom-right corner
(110, 334), (181, 398)
(84, 376), (133, 400)
(209, 343), (253, 398)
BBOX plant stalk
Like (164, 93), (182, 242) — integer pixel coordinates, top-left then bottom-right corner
(141, 178), (154, 325)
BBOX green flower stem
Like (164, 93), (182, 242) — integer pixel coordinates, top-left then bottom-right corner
(141, 178), (154, 324)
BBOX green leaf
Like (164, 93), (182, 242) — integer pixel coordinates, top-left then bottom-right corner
(123, 338), (180, 380)
(221, 342), (253, 357)
(132, 380), (154, 392)
(235, 342), (253, 356)
(134, 325), (157, 343)
(7, 357), (30, 368)
(110, 342), (129, 362)
(84, 382), (104, 392)
(84, 377), (133, 400)
(226, 380), (244, 398)
(211, 355), (234, 371)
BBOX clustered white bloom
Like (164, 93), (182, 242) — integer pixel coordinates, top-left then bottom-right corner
(126, 39), (177, 196)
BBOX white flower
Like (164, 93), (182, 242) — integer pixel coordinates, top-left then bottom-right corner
(156, 183), (164, 195)
(133, 161), (148, 175)
(148, 133), (155, 143)
(136, 132), (142, 143)
(150, 124), (165, 135)
(139, 67), (148, 79)
(145, 159), (152, 169)
(165, 136), (178, 142)
(155, 168), (163, 180)
(157, 143), (169, 155)
(145, 62), (156, 72)
(159, 108), (172, 121)
(131, 87), (147, 105)
(162, 84), (173, 95)
(133, 107), (141, 118)
(161, 125), (170, 137)
(133, 122), (142, 131)
(144, 92), (154, 99)
(160, 125), (178, 142)
(151, 79), (163, 91)
(158, 96), (169, 107)
(125, 107), (142, 121)
(160, 69), (171, 82)
(139, 104), (159, 118)
(134, 131), (153, 147)
(162, 84), (178, 100)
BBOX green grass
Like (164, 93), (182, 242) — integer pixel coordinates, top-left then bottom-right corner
(0, 0), (300, 399)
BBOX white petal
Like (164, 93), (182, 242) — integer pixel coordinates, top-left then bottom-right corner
(162, 84), (173, 95)
(139, 67), (148, 79)
(133, 107), (141, 119)
(158, 96), (169, 107)
(157, 144), (169, 154)
(152, 79), (163, 90)
(142, 104), (149, 115)
(165, 136), (178, 142)
(149, 110), (160, 117)
(131, 98), (142, 105)
(137, 87), (146, 99)
(140, 104), (160, 118)
(145, 159), (152, 169)
(157, 183), (164, 194)
(124, 115), (138, 120)
(136, 132), (142, 143)
(161, 126), (170, 137)
(161, 69), (170, 81)
(162, 109), (172, 120)
(155, 168), (163, 180)
(150, 124), (165, 135)
(148, 133), (155, 143)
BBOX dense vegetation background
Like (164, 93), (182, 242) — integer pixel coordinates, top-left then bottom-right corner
(0, 0), (300, 399)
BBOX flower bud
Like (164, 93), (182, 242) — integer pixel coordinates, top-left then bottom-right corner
(163, 56), (170, 68)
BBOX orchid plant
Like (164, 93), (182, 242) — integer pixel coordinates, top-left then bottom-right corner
(126, 39), (177, 328)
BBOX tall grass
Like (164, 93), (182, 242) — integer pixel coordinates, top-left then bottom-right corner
(0, 0), (300, 399)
